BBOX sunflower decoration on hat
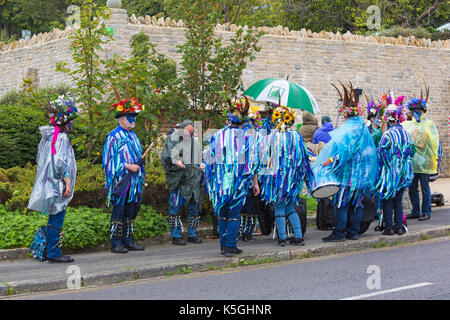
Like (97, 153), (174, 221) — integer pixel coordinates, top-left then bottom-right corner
(109, 85), (145, 118)
(331, 81), (366, 118)
(45, 94), (79, 126)
(271, 105), (295, 130)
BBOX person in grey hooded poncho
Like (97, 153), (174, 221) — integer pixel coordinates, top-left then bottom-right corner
(28, 95), (78, 263)
(161, 120), (204, 245)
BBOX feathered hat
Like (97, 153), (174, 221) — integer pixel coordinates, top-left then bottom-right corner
(227, 96), (251, 125)
(407, 80), (429, 112)
(331, 81), (365, 118)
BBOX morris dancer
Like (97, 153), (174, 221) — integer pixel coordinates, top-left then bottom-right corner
(103, 94), (145, 253)
(403, 83), (439, 221)
(204, 98), (260, 257)
(258, 105), (313, 246)
(376, 102), (415, 235)
(316, 82), (377, 242)
(161, 119), (204, 245)
(28, 95), (79, 263)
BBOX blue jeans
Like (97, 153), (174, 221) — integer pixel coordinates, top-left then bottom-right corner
(332, 204), (363, 239)
(383, 188), (405, 230)
(409, 173), (431, 217)
(217, 203), (243, 249)
(111, 202), (137, 247)
(47, 210), (66, 259)
(273, 198), (302, 240)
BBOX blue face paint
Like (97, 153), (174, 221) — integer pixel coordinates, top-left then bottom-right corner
(126, 115), (137, 123)
(413, 110), (422, 122)
(373, 118), (381, 127)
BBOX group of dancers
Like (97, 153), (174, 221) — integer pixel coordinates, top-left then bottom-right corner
(27, 81), (440, 262)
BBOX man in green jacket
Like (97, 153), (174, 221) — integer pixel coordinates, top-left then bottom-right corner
(161, 120), (204, 245)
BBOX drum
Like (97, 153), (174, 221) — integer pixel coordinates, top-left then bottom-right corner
(310, 166), (340, 199)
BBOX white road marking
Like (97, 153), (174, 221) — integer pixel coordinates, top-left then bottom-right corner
(340, 282), (433, 300)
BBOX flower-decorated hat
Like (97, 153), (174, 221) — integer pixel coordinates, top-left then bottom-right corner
(46, 95), (79, 125)
(109, 85), (144, 119)
(271, 105), (296, 129)
(226, 96), (251, 125)
(110, 97), (144, 119)
(383, 104), (407, 123)
(407, 80), (429, 112)
(331, 81), (366, 118)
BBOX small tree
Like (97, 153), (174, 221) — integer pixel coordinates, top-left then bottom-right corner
(56, 0), (114, 164)
(104, 31), (188, 146)
(175, 0), (263, 128)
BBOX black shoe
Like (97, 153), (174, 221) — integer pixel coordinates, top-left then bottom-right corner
(172, 237), (186, 246)
(187, 236), (203, 244)
(418, 215), (431, 221)
(382, 229), (394, 236)
(278, 239), (287, 247)
(393, 227), (404, 236)
(111, 245), (128, 254)
(290, 238), (305, 246)
(124, 243), (145, 251)
(322, 234), (346, 242)
(48, 255), (74, 263)
(406, 213), (420, 220)
(346, 234), (360, 240)
(246, 234), (255, 242)
(222, 246), (242, 257)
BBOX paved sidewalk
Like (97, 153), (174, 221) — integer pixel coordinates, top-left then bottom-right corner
(1, 205), (449, 297)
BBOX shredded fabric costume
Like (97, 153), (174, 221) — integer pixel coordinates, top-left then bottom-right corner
(402, 118), (439, 174)
(204, 126), (259, 215)
(313, 116), (377, 208)
(258, 129), (313, 205)
(102, 125), (145, 207)
(28, 126), (77, 215)
(376, 125), (415, 200)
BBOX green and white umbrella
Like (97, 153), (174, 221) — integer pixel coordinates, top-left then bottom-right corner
(243, 78), (320, 114)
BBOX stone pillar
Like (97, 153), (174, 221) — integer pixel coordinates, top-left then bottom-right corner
(104, 7), (130, 59)
(107, 0), (122, 8)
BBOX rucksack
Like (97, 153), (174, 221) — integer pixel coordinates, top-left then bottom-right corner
(316, 198), (335, 230)
(30, 224), (63, 261)
(30, 226), (48, 262)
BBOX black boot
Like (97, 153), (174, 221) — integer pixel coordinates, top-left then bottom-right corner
(172, 237), (186, 245)
(48, 255), (74, 263)
(111, 245), (128, 254)
(124, 243), (145, 251)
(187, 236), (203, 244)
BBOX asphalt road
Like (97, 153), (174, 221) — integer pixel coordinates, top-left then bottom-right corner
(6, 236), (450, 301)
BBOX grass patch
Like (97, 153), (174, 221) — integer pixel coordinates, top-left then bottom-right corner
(239, 256), (279, 266)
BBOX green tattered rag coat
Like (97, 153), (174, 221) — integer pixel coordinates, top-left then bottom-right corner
(161, 132), (204, 208)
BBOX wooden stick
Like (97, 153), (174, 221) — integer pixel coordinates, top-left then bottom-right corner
(142, 141), (155, 159)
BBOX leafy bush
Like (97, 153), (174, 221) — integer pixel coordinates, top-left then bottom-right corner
(432, 30), (450, 41)
(0, 104), (47, 168)
(0, 205), (168, 250)
(373, 26), (433, 39)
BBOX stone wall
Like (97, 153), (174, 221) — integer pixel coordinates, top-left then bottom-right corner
(0, 8), (448, 175)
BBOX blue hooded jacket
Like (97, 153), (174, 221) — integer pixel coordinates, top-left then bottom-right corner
(313, 121), (334, 144)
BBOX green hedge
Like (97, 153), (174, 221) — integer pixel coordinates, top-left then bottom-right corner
(0, 205), (168, 250)
(0, 157), (217, 217)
